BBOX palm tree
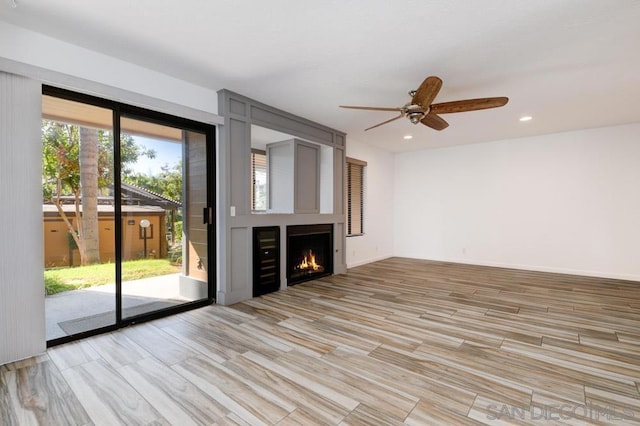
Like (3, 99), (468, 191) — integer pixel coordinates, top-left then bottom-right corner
(79, 127), (100, 265)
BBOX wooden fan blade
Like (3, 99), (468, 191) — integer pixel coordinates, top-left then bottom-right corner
(340, 105), (403, 112)
(412, 76), (443, 110)
(421, 114), (449, 131)
(365, 114), (404, 131)
(430, 97), (509, 114)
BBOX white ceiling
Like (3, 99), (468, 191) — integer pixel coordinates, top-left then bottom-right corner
(2, 0), (640, 152)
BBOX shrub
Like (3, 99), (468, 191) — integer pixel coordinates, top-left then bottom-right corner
(168, 244), (182, 265)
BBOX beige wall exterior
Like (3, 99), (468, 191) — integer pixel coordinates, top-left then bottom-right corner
(43, 212), (167, 267)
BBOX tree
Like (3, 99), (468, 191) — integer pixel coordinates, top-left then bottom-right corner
(125, 161), (183, 203)
(79, 127), (100, 264)
(42, 120), (154, 266)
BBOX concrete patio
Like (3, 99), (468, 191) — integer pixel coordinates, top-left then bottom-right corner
(45, 273), (191, 340)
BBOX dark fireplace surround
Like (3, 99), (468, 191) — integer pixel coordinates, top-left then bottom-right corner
(287, 224), (333, 286)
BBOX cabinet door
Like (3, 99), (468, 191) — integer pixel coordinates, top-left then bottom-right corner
(294, 140), (320, 213)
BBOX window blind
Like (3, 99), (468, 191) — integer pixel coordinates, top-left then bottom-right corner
(251, 149), (267, 211)
(346, 157), (366, 236)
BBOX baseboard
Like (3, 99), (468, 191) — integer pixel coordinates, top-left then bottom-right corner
(216, 288), (252, 306)
(347, 255), (393, 269)
(401, 255), (640, 282)
(1, 349), (47, 368)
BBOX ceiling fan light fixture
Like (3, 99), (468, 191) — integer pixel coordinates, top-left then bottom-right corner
(408, 112), (424, 124)
(519, 116), (533, 122)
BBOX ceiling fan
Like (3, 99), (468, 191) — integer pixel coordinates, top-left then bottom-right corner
(340, 76), (508, 131)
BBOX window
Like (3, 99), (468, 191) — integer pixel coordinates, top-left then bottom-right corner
(346, 157), (366, 236)
(251, 149), (267, 211)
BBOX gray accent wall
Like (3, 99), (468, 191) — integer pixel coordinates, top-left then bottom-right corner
(217, 90), (347, 305)
(0, 72), (46, 364)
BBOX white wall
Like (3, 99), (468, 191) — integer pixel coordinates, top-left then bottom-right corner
(346, 138), (395, 268)
(0, 21), (218, 116)
(394, 123), (640, 281)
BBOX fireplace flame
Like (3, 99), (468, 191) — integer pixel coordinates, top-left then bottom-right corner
(297, 250), (323, 272)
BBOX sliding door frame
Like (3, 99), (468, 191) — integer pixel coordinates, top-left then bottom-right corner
(44, 85), (216, 347)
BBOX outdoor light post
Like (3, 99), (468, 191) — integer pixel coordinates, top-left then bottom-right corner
(140, 219), (151, 258)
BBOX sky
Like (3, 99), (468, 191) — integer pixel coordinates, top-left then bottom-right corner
(131, 136), (182, 175)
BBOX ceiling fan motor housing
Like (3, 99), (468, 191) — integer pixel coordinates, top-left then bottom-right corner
(408, 111), (424, 124)
(406, 103), (427, 124)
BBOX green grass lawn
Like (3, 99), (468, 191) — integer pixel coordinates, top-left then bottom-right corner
(45, 259), (181, 295)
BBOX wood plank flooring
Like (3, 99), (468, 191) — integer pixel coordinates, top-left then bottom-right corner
(2, 257), (640, 425)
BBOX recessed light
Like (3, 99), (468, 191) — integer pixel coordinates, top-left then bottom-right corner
(519, 116), (533, 122)
(403, 135), (413, 140)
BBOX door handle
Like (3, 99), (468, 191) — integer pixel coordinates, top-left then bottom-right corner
(203, 207), (214, 225)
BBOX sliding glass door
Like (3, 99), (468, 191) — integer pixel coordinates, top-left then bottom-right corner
(42, 96), (117, 339)
(43, 87), (215, 344)
(119, 117), (210, 319)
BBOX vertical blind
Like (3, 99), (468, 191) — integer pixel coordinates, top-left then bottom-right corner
(251, 149), (267, 211)
(0, 72), (46, 364)
(346, 157), (366, 236)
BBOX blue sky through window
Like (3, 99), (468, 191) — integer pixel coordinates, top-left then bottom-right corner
(131, 136), (182, 175)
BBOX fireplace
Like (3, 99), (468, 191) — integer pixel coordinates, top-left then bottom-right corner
(287, 224), (333, 285)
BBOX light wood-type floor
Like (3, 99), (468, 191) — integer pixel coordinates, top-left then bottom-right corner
(2, 258), (640, 425)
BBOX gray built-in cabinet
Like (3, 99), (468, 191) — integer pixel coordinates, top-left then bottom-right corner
(217, 90), (347, 305)
(267, 139), (320, 214)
